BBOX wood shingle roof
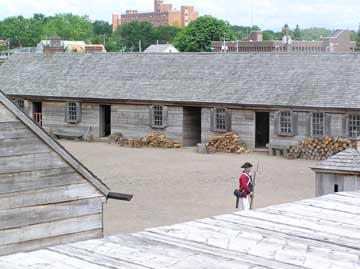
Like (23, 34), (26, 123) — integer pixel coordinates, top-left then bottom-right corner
(1, 53), (360, 109)
(312, 148), (360, 173)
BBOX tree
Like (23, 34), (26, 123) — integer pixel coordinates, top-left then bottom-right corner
(357, 24), (360, 51)
(173, 16), (235, 52)
(93, 20), (112, 36)
(230, 25), (260, 40)
(42, 13), (93, 42)
(153, 25), (180, 44)
(294, 24), (301, 40)
(112, 21), (155, 52)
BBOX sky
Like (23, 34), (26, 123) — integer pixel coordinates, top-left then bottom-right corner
(0, 0), (359, 31)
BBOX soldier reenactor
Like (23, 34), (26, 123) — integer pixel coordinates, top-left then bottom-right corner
(238, 162), (254, 210)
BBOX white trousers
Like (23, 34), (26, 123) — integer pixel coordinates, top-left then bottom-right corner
(241, 197), (250, 211)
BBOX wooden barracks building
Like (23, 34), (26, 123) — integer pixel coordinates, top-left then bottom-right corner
(1, 53), (360, 150)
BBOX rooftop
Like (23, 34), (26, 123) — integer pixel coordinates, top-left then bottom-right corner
(1, 53), (360, 110)
(1, 191), (359, 268)
(312, 148), (360, 173)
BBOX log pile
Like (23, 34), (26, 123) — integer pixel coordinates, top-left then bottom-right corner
(205, 132), (249, 154)
(142, 133), (182, 149)
(287, 136), (351, 160)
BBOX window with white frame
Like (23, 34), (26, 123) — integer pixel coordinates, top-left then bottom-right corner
(215, 108), (227, 131)
(348, 114), (360, 138)
(152, 105), (163, 127)
(279, 111), (292, 134)
(312, 112), (324, 136)
(15, 99), (25, 110)
(67, 102), (77, 122)
(65, 102), (81, 123)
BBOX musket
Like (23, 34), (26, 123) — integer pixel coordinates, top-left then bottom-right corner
(250, 161), (259, 210)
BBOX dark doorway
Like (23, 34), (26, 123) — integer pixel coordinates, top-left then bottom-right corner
(32, 102), (42, 126)
(255, 112), (270, 148)
(100, 105), (111, 137)
(183, 107), (201, 146)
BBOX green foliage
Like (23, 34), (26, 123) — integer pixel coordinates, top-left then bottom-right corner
(357, 25), (360, 51)
(293, 25), (301, 40)
(42, 13), (93, 42)
(173, 16), (235, 52)
(112, 21), (155, 52)
(300, 27), (332, 41)
(262, 30), (282, 40)
(93, 20), (112, 35)
(230, 25), (260, 40)
(153, 25), (180, 44)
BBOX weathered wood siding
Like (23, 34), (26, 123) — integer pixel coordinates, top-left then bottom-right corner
(0, 103), (105, 256)
(316, 172), (360, 196)
(201, 108), (255, 149)
(270, 111), (347, 146)
(111, 104), (184, 143)
(42, 102), (100, 139)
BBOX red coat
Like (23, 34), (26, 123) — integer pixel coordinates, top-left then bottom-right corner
(239, 173), (252, 198)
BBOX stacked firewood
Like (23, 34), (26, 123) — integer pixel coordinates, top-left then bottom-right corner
(205, 132), (249, 154)
(287, 136), (351, 160)
(142, 133), (182, 148)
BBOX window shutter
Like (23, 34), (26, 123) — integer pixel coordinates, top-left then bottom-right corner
(292, 112), (298, 136)
(65, 103), (69, 122)
(76, 102), (82, 123)
(149, 106), (154, 127)
(342, 114), (349, 137)
(210, 108), (215, 131)
(324, 113), (331, 136)
(305, 113), (312, 136)
(274, 111), (280, 135)
(163, 106), (169, 128)
(226, 109), (232, 132)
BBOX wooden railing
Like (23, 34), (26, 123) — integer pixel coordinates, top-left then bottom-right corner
(33, 113), (42, 127)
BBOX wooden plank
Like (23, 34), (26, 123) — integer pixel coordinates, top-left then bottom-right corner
(0, 167), (84, 194)
(0, 137), (51, 157)
(69, 233), (271, 269)
(240, 209), (360, 240)
(259, 203), (360, 226)
(0, 197), (104, 230)
(50, 245), (149, 269)
(0, 183), (103, 210)
(0, 213), (102, 246)
(295, 199), (360, 215)
(0, 152), (67, 174)
(148, 220), (360, 269)
(139, 231), (304, 269)
(220, 211), (360, 250)
(0, 104), (17, 122)
(0, 249), (107, 269)
(0, 121), (35, 140)
(0, 229), (102, 257)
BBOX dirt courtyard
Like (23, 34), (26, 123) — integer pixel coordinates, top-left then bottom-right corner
(60, 141), (317, 235)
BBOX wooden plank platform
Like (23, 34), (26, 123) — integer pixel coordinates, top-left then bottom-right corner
(1, 191), (360, 268)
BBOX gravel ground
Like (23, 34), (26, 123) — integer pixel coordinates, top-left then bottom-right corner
(60, 141), (317, 235)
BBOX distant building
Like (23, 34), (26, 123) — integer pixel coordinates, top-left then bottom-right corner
(144, 44), (179, 53)
(112, 0), (198, 32)
(212, 29), (356, 53)
(36, 36), (106, 53)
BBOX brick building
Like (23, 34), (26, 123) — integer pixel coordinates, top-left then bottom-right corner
(212, 29), (356, 53)
(112, 0), (198, 32)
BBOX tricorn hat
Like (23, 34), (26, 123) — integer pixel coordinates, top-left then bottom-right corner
(241, 162), (253, 169)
